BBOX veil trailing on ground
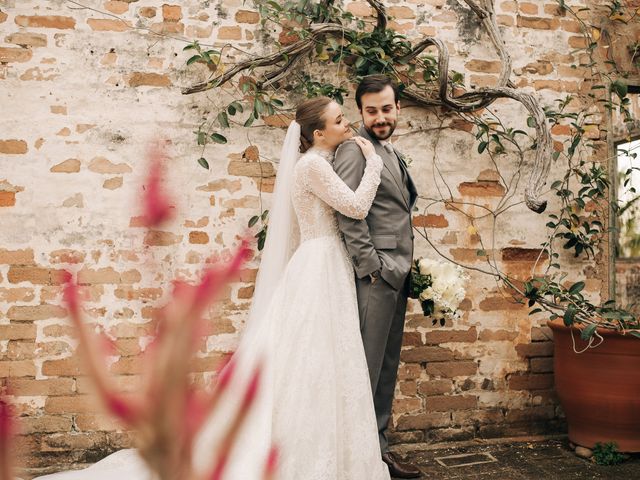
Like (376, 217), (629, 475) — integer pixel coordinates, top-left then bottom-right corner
(193, 121), (303, 479)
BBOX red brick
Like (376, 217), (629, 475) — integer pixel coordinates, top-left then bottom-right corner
(465, 59), (502, 73)
(238, 285), (255, 299)
(104, 1), (129, 14)
(413, 214), (448, 228)
(531, 357), (554, 373)
(87, 18), (131, 32)
(508, 373), (554, 390)
(44, 395), (102, 414)
(425, 361), (478, 377)
(218, 26), (242, 40)
(515, 341), (554, 358)
(77, 267), (120, 284)
(0, 248), (34, 264)
(139, 7), (156, 18)
(189, 231), (209, 244)
(162, 4), (182, 21)
(0, 139), (28, 153)
(425, 328), (477, 344)
(49, 249), (86, 264)
(15, 15), (76, 29)
(396, 411), (452, 430)
(0, 191), (16, 207)
(114, 287), (162, 301)
(144, 230), (182, 246)
(7, 304), (66, 321)
(42, 357), (82, 376)
(505, 406), (555, 423)
(7, 266), (66, 285)
(479, 329), (519, 341)
(516, 16), (560, 30)
(5, 378), (74, 396)
(128, 72), (172, 87)
(426, 395), (478, 411)
(417, 379), (453, 396)
(0, 360), (36, 377)
(0, 324), (36, 340)
(479, 295), (525, 311)
(502, 247), (549, 262)
(401, 346), (455, 363)
(19, 416), (73, 434)
(5, 32), (47, 47)
(458, 181), (506, 197)
(50, 158), (81, 173)
(235, 10), (260, 23)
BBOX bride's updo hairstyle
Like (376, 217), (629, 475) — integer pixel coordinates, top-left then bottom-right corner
(295, 96), (332, 153)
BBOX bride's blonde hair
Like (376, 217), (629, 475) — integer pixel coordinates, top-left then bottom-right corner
(295, 96), (332, 153)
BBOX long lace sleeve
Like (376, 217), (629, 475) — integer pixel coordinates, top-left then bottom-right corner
(300, 151), (383, 219)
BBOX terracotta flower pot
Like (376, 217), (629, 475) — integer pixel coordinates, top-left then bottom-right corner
(548, 319), (640, 452)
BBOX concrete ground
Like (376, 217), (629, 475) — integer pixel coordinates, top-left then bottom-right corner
(395, 436), (640, 479)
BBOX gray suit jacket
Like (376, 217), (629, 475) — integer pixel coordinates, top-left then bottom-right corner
(334, 126), (418, 290)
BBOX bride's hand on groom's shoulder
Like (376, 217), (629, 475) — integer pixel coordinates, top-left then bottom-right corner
(353, 136), (376, 159)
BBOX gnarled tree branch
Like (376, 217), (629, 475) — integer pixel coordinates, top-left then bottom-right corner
(182, 0), (551, 212)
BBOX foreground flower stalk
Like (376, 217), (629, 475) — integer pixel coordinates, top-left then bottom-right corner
(0, 396), (15, 480)
(56, 145), (277, 480)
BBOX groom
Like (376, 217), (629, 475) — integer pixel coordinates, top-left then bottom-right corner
(334, 75), (420, 478)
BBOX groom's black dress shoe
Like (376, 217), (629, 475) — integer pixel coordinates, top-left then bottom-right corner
(382, 451), (421, 478)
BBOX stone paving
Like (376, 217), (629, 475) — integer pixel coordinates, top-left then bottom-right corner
(396, 437), (640, 479)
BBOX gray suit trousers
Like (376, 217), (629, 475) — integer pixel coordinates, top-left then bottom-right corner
(356, 274), (409, 453)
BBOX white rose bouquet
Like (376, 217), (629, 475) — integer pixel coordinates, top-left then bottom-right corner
(409, 257), (469, 325)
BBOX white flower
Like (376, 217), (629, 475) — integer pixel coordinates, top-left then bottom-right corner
(415, 257), (469, 319)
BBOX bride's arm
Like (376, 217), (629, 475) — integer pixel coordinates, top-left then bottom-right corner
(301, 150), (382, 220)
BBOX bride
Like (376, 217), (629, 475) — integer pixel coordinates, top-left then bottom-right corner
(35, 97), (390, 480)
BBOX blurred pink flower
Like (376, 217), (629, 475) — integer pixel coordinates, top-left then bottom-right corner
(0, 395), (15, 480)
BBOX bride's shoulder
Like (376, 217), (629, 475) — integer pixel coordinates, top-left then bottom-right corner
(296, 149), (326, 169)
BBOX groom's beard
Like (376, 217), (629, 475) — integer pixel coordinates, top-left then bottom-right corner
(364, 120), (397, 142)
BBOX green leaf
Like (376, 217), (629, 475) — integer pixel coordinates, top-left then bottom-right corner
(244, 115), (255, 127)
(210, 133), (227, 144)
(569, 281), (585, 295)
(563, 304), (576, 326)
(187, 55), (201, 66)
(196, 131), (207, 146)
(610, 79), (628, 99)
(197, 157), (209, 169)
(248, 215), (259, 227)
(580, 323), (598, 341)
(478, 141), (488, 154)
(217, 111), (230, 129)
(630, 331), (640, 339)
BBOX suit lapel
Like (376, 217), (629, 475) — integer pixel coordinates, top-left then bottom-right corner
(395, 149), (419, 209)
(359, 127), (411, 211)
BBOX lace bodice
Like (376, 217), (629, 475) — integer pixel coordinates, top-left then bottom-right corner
(292, 147), (383, 242)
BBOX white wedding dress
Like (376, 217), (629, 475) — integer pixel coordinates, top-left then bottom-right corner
(34, 143), (389, 480)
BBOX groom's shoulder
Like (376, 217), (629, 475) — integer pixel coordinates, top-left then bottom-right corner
(335, 138), (363, 160)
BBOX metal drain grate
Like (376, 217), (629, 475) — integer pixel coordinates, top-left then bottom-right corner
(434, 452), (498, 468)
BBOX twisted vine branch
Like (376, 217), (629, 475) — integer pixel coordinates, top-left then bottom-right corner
(182, 0), (551, 212)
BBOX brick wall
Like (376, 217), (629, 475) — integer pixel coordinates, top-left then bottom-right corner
(1, 0), (607, 475)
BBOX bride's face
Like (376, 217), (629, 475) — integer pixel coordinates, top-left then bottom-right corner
(315, 101), (352, 149)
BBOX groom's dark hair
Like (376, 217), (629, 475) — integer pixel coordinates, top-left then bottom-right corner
(355, 75), (400, 110)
